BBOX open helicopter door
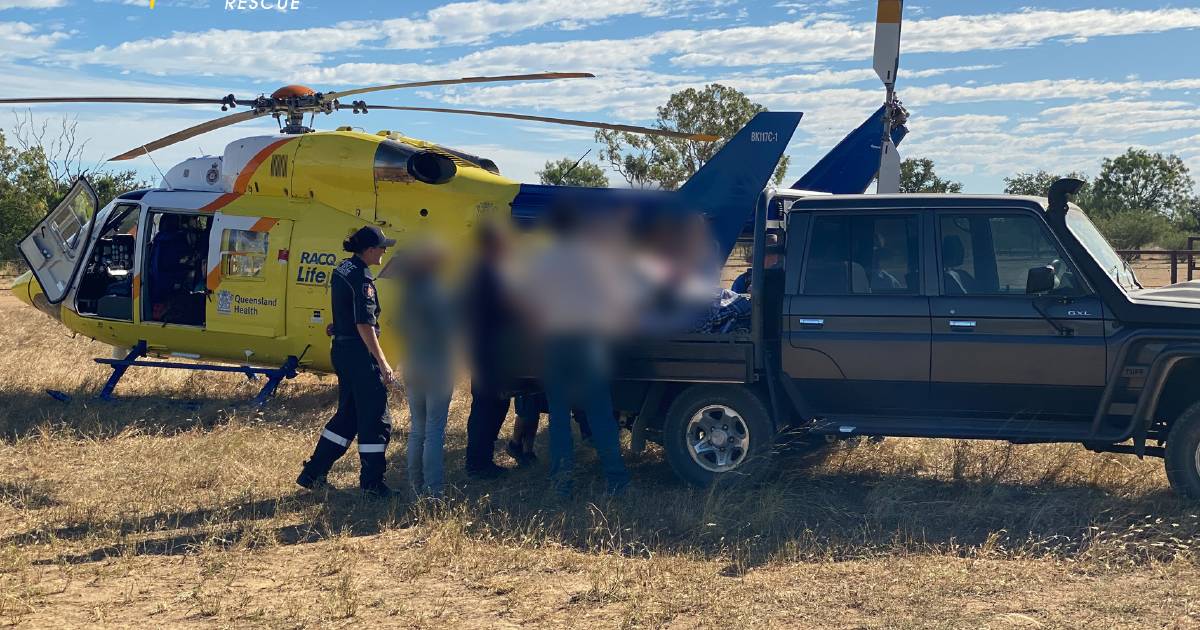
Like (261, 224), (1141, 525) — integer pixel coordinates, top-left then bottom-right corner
(204, 214), (293, 338)
(19, 177), (99, 304)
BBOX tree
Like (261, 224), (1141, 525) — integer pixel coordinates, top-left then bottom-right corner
(1090, 211), (1174, 250)
(1003, 170), (1090, 197)
(899, 157), (962, 193)
(595, 84), (789, 190)
(0, 114), (146, 261)
(537, 157), (610, 187)
(1092, 148), (1195, 219)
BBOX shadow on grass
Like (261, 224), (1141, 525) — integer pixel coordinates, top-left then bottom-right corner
(16, 438), (1196, 569)
(0, 385), (340, 440)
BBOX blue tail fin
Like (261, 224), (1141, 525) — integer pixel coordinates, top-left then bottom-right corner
(791, 105), (908, 194)
(679, 111), (802, 262)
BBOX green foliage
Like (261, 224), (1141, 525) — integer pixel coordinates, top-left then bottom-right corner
(899, 157), (962, 193)
(595, 84), (789, 190)
(1004, 156), (1200, 251)
(1092, 148), (1195, 220)
(1003, 170), (1091, 199)
(0, 118), (146, 261)
(536, 157), (610, 187)
(1090, 211), (1175, 250)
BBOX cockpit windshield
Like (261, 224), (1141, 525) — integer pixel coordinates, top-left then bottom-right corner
(1064, 207), (1141, 292)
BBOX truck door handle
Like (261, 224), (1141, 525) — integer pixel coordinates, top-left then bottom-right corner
(798, 318), (825, 329)
(948, 320), (977, 330)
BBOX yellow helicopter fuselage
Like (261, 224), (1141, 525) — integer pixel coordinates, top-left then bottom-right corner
(14, 129), (520, 373)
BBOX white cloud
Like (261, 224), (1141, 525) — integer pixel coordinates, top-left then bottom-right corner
(0, 21), (65, 57)
(377, 0), (679, 49)
(0, 0), (63, 7)
(67, 7), (1200, 84)
(67, 25), (380, 80)
(1016, 100), (1200, 136)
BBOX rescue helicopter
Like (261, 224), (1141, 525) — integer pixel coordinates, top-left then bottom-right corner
(9, 5), (910, 404)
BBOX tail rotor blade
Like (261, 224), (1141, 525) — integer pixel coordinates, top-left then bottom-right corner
(873, 0), (904, 88)
(876, 138), (901, 194)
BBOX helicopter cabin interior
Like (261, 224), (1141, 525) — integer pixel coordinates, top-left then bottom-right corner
(73, 205), (214, 327)
(73, 201), (138, 321)
(141, 210), (211, 326)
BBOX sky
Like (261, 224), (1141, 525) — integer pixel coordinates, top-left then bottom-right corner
(0, 0), (1197, 192)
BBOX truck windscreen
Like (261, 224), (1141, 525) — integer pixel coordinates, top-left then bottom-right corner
(1065, 208), (1140, 291)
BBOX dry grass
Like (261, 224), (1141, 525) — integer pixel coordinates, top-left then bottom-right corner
(2, 286), (1200, 629)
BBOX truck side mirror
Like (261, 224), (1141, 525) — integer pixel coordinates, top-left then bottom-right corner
(1026, 265), (1056, 294)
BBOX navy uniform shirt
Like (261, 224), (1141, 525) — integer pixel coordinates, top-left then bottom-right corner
(331, 255), (380, 338)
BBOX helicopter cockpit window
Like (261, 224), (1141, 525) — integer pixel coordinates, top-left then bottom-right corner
(75, 203), (139, 321)
(220, 229), (268, 280)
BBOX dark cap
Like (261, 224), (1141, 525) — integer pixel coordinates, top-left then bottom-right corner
(349, 225), (396, 250)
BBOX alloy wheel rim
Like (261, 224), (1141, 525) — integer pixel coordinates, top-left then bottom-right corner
(685, 404), (750, 473)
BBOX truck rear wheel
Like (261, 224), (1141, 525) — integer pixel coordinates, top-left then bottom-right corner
(663, 385), (774, 486)
(1165, 401), (1200, 500)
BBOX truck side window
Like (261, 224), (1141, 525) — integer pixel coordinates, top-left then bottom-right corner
(939, 214), (1078, 295)
(803, 214), (920, 295)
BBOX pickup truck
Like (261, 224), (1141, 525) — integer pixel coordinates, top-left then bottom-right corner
(597, 180), (1200, 498)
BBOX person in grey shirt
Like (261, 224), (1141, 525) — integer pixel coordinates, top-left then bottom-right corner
(396, 241), (456, 498)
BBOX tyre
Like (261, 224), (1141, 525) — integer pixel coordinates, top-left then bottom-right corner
(1165, 401), (1200, 500)
(662, 385), (774, 486)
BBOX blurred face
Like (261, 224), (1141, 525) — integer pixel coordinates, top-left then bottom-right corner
(361, 246), (387, 266)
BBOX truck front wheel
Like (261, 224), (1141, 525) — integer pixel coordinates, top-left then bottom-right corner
(1165, 401), (1200, 500)
(663, 385), (774, 486)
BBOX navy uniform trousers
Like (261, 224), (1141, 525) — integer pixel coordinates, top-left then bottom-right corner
(301, 338), (392, 488)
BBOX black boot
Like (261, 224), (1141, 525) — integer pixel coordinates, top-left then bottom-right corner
(297, 436), (347, 490)
(359, 451), (391, 498)
(360, 480), (395, 499)
(296, 467), (329, 490)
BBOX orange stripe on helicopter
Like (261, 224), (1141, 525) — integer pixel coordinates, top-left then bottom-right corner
(250, 218), (278, 232)
(877, 0), (902, 23)
(198, 137), (294, 213)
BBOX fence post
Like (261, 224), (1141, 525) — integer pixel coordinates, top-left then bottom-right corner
(1171, 251), (1178, 285)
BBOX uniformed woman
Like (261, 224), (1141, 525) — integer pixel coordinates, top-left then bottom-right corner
(298, 225), (397, 497)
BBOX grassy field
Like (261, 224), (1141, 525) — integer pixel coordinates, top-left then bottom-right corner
(2, 285), (1200, 629)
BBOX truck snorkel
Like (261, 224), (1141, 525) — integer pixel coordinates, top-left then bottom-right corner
(1048, 177), (1086, 216)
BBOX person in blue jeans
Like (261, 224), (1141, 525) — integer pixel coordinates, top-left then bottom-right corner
(397, 241), (455, 497)
(518, 204), (633, 497)
(542, 335), (628, 496)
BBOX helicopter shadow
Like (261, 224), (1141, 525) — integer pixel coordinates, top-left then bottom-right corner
(0, 385), (340, 440)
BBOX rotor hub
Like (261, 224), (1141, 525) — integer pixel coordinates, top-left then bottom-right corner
(270, 85), (316, 100)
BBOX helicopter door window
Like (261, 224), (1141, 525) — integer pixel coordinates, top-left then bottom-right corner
(144, 211), (211, 326)
(75, 203), (139, 321)
(18, 178), (99, 304)
(220, 229), (269, 280)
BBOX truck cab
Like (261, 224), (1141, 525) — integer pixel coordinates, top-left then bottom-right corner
(616, 183), (1200, 498)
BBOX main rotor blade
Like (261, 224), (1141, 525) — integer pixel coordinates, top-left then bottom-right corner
(109, 109), (266, 161)
(0, 96), (235, 105)
(342, 104), (721, 142)
(325, 72), (595, 101)
(873, 0), (904, 88)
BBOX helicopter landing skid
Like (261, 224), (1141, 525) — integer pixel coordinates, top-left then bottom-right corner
(79, 340), (301, 407)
